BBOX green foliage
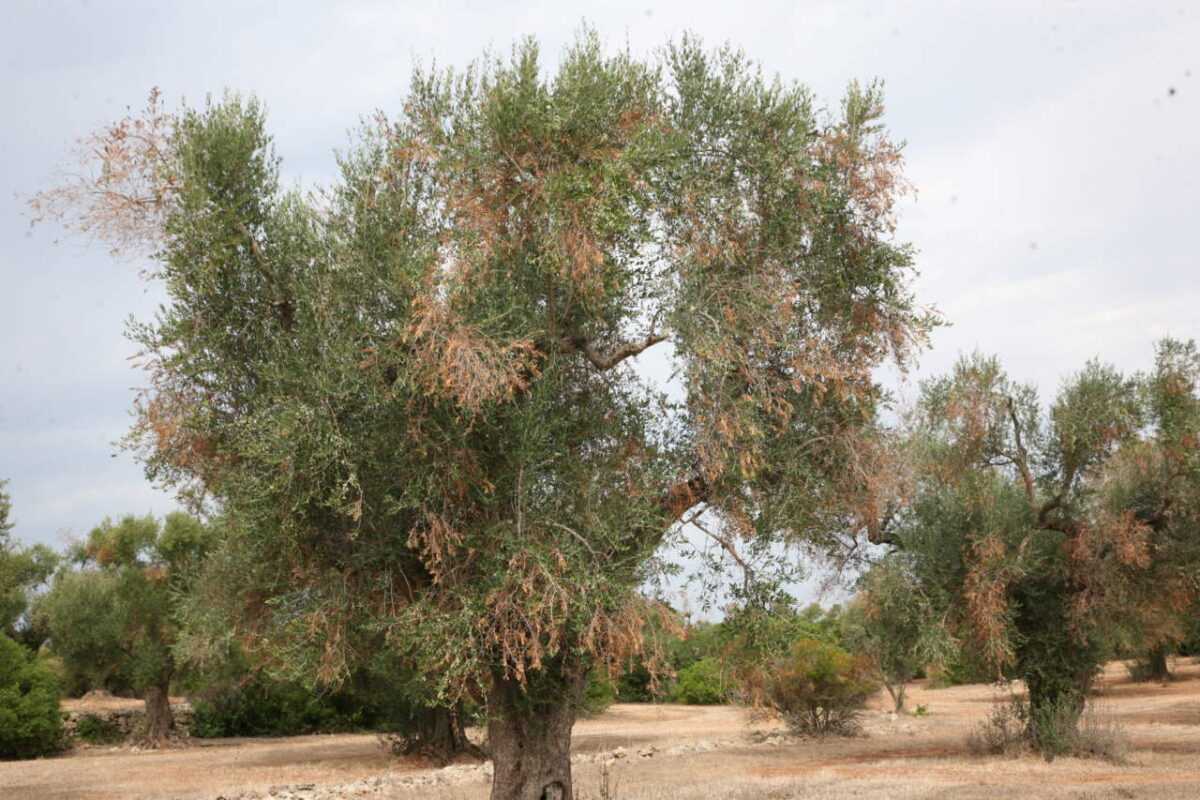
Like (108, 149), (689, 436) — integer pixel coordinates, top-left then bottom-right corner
(0, 483), (57, 644)
(893, 342), (1200, 754)
(74, 713), (123, 745)
(578, 670), (617, 717)
(0, 634), (65, 760)
(668, 657), (727, 705)
(763, 638), (877, 737)
(187, 646), (472, 739)
(925, 646), (992, 689)
(41, 513), (215, 701)
(189, 675), (362, 738)
(841, 556), (944, 711)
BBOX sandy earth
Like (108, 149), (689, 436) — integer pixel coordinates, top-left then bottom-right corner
(3, 660), (1199, 799)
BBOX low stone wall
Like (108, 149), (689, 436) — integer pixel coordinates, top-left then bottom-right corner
(65, 702), (193, 743)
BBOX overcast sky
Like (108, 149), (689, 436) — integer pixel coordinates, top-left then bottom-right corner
(2, 0), (1197, 561)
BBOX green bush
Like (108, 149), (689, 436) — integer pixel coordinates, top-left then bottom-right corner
(764, 638), (877, 737)
(75, 713), (123, 745)
(0, 635), (65, 759)
(189, 676), (359, 738)
(668, 658), (727, 705)
(578, 670), (617, 717)
(926, 646), (992, 689)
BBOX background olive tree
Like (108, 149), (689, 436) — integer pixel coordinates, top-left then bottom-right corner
(841, 554), (943, 714)
(0, 481), (57, 650)
(41, 512), (215, 745)
(881, 342), (1199, 757)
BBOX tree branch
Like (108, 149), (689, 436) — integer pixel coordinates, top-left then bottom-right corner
(563, 314), (667, 371)
(1004, 395), (1037, 507)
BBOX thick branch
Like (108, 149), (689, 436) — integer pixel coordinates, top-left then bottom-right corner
(661, 474), (710, 521)
(865, 506), (899, 545)
(1004, 396), (1037, 506)
(563, 315), (667, 371)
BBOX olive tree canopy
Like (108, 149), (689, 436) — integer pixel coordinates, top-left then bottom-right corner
(35, 33), (930, 799)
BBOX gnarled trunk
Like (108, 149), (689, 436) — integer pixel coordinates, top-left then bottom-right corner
(141, 673), (175, 747)
(488, 666), (586, 800)
(399, 702), (486, 765)
(1147, 645), (1172, 682)
(1025, 669), (1091, 758)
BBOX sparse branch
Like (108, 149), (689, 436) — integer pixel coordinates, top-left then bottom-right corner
(692, 514), (754, 582)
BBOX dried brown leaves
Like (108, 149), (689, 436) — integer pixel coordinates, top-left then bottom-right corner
(29, 88), (178, 258)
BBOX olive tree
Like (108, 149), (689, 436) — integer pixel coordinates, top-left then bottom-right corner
(883, 343), (1199, 756)
(0, 482), (57, 649)
(41, 512), (214, 745)
(36, 33), (929, 798)
(841, 554), (941, 713)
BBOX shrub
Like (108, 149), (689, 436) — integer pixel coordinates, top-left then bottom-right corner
(764, 639), (877, 737)
(967, 699), (1029, 756)
(968, 699), (1129, 763)
(0, 635), (65, 759)
(189, 676), (354, 738)
(668, 658), (727, 705)
(75, 713), (123, 745)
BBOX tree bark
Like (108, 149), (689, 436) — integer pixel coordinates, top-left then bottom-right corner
(487, 666), (586, 800)
(141, 673), (175, 747)
(399, 702), (486, 765)
(1025, 669), (1090, 758)
(884, 680), (907, 714)
(1147, 645), (1172, 682)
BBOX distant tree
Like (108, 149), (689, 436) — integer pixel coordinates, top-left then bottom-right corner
(882, 343), (1200, 757)
(36, 32), (930, 798)
(0, 482), (57, 648)
(41, 512), (215, 746)
(841, 555), (943, 713)
(0, 481), (11, 540)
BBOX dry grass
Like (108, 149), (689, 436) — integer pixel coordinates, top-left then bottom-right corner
(2, 660), (1199, 799)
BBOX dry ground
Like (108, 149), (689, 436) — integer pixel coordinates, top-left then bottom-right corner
(3, 659), (1199, 800)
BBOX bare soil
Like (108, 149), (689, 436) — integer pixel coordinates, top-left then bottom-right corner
(4, 659), (1199, 800)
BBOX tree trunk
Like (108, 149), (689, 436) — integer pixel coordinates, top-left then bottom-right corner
(141, 674), (175, 747)
(487, 666), (586, 800)
(1147, 645), (1172, 682)
(399, 702), (486, 765)
(890, 680), (907, 714)
(1025, 669), (1090, 758)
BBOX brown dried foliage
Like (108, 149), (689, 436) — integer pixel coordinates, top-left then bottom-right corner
(29, 88), (178, 258)
(406, 291), (539, 411)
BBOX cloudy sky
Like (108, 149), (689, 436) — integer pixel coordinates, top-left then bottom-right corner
(2, 0), (1197, 556)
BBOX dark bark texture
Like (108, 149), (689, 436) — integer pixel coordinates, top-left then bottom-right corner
(487, 667), (587, 800)
(141, 675), (175, 747)
(398, 702), (486, 765)
(1147, 645), (1173, 682)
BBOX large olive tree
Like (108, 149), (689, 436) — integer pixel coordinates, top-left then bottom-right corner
(36, 34), (928, 798)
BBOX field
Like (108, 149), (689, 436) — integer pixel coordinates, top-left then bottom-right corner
(4, 660), (1199, 800)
